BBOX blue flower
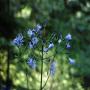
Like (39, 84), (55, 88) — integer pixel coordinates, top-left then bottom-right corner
(27, 58), (36, 69)
(65, 33), (72, 41)
(50, 61), (56, 76)
(69, 58), (75, 64)
(48, 43), (54, 49)
(43, 47), (48, 52)
(12, 33), (24, 46)
(28, 37), (38, 48)
(66, 43), (71, 49)
(31, 37), (38, 45)
(35, 24), (42, 33)
(43, 43), (54, 52)
(27, 29), (35, 37)
(29, 42), (33, 48)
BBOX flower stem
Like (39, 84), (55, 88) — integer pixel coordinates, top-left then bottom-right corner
(42, 73), (50, 89)
(40, 44), (44, 90)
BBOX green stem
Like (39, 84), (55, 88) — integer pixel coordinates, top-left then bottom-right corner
(42, 73), (50, 89)
(40, 44), (44, 90)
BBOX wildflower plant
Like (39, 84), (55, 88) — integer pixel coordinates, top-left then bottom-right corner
(12, 21), (75, 90)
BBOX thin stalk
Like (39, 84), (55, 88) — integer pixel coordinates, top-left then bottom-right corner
(42, 73), (50, 89)
(40, 44), (44, 90)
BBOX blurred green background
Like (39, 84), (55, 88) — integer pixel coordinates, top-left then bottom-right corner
(0, 0), (90, 90)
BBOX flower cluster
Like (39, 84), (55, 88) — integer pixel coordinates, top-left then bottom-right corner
(11, 21), (76, 90)
(27, 24), (42, 48)
(12, 33), (24, 47)
(12, 22), (75, 78)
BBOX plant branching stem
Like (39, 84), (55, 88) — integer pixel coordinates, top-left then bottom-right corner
(42, 73), (50, 89)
